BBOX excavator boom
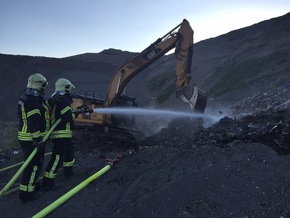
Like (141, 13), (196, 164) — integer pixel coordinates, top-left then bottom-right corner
(103, 19), (207, 113)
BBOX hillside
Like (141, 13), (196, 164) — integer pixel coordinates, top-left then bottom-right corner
(151, 12), (290, 111)
(0, 50), (138, 120)
(65, 49), (138, 65)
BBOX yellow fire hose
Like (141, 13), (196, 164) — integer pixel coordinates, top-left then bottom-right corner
(0, 153), (52, 173)
(1, 186), (18, 196)
(0, 118), (61, 197)
(32, 156), (121, 218)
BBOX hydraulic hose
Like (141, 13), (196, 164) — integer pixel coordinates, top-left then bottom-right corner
(0, 118), (61, 197)
(32, 164), (112, 218)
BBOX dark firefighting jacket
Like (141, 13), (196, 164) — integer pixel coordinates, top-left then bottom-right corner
(48, 92), (77, 139)
(18, 89), (49, 142)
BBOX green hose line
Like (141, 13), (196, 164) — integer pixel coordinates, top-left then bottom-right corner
(32, 164), (112, 218)
(0, 119), (61, 197)
(0, 148), (38, 197)
(0, 152), (52, 173)
(0, 161), (27, 173)
(2, 186), (19, 196)
(2, 176), (44, 197)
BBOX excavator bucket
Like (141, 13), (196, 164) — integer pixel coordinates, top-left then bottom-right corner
(176, 85), (207, 113)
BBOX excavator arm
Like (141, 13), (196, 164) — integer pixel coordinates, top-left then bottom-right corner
(104, 19), (207, 113)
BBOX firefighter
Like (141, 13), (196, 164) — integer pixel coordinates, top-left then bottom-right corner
(42, 78), (80, 189)
(18, 73), (49, 203)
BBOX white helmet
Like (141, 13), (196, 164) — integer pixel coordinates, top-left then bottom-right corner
(27, 73), (48, 92)
(55, 78), (75, 93)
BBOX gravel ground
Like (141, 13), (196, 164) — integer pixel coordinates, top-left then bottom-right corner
(1, 107), (290, 217)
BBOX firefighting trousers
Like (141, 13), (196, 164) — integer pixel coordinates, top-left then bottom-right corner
(19, 141), (44, 193)
(43, 138), (75, 180)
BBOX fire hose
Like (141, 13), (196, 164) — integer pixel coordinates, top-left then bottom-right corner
(0, 118), (61, 197)
(32, 155), (122, 218)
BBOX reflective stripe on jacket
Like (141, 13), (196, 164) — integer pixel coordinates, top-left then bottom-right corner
(18, 89), (49, 141)
(48, 92), (75, 139)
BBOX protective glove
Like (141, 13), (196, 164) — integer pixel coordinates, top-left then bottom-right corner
(73, 109), (81, 118)
(77, 104), (93, 113)
(83, 105), (93, 113)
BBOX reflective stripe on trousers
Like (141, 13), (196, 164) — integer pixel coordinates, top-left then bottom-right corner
(44, 154), (60, 179)
(19, 165), (38, 192)
(63, 158), (75, 167)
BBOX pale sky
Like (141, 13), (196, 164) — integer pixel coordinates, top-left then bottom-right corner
(1, 0), (290, 58)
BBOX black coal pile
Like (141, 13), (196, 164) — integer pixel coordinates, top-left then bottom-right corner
(141, 117), (203, 148)
(143, 108), (290, 155)
(197, 109), (290, 154)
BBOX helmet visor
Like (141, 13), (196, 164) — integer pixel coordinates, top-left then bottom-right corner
(41, 81), (48, 88)
(65, 83), (75, 93)
(40, 81), (48, 92)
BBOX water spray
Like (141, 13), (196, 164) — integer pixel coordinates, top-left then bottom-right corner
(93, 107), (221, 125)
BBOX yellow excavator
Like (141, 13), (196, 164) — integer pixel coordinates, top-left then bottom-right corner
(72, 19), (207, 142)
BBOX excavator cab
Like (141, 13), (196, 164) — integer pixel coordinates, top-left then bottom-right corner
(116, 95), (137, 107)
(113, 95), (137, 126)
(72, 92), (137, 127)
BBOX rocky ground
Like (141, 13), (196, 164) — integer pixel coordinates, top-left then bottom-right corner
(1, 75), (290, 217)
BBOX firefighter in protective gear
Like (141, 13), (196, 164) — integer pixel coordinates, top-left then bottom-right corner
(42, 78), (80, 189)
(18, 73), (49, 203)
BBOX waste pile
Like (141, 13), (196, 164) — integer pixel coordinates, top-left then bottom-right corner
(230, 73), (290, 116)
(143, 108), (290, 154)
